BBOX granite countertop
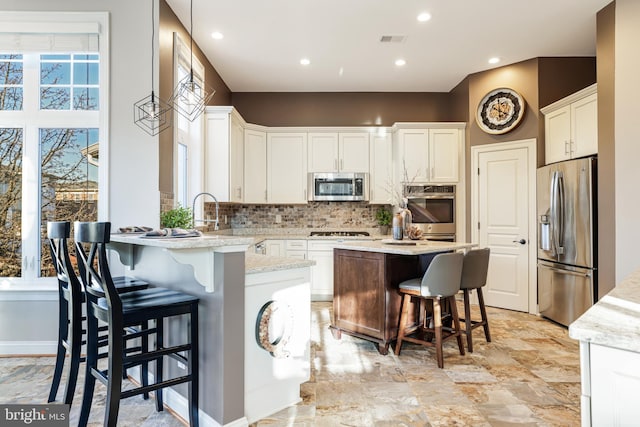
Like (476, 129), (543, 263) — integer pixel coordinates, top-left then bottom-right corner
(110, 233), (253, 249)
(569, 268), (640, 353)
(245, 253), (315, 275)
(334, 239), (476, 255)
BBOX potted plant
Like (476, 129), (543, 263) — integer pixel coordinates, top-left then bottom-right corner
(160, 205), (193, 229)
(375, 207), (392, 235)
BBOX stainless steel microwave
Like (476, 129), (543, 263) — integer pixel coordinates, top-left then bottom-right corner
(308, 172), (369, 201)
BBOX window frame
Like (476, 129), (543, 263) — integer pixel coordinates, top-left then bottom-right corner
(0, 11), (109, 287)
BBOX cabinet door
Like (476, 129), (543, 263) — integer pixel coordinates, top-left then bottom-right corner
(339, 133), (369, 172)
(591, 344), (640, 426)
(267, 133), (308, 203)
(265, 240), (284, 257)
(308, 250), (334, 300)
(545, 105), (571, 164)
(244, 129), (267, 203)
(429, 129), (459, 182)
(369, 133), (392, 204)
(229, 119), (244, 202)
(308, 133), (338, 172)
(397, 129), (429, 182)
(571, 92), (598, 159)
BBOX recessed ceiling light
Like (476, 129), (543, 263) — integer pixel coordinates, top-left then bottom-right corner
(211, 32), (224, 40)
(395, 59), (406, 67)
(300, 58), (311, 66)
(488, 57), (500, 64)
(417, 12), (432, 22)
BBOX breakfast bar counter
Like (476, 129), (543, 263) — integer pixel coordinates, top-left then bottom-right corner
(331, 240), (476, 354)
(107, 233), (314, 426)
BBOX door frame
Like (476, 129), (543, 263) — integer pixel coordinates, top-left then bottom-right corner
(471, 138), (538, 315)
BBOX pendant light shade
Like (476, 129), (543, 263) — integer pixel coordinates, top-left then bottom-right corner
(134, 0), (172, 136)
(169, 0), (214, 121)
(170, 71), (215, 122)
(134, 90), (172, 136)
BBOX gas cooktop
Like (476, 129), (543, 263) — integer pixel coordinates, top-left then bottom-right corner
(309, 231), (370, 237)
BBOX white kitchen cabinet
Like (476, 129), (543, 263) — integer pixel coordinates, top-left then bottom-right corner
(267, 133), (308, 203)
(586, 343), (640, 426)
(429, 128), (460, 182)
(307, 240), (337, 301)
(204, 106), (245, 202)
(265, 240), (284, 257)
(395, 127), (460, 184)
(369, 133), (393, 204)
(244, 129), (267, 203)
(307, 132), (369, 173)
(286, 239), (308, 259)
(542, 84), (597, 165)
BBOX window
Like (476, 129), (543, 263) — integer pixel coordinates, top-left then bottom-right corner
(0, 12), (107, 282)
(173, 33), (204, 212)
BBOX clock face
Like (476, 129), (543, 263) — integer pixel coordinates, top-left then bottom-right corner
(476, 88), (526, 134)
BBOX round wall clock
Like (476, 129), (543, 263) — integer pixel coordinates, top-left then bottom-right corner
(476, 88), (526, 134)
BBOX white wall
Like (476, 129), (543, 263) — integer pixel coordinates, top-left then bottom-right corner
(615, 0), (640, 282)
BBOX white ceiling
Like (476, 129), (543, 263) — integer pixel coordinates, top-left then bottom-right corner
(165, 0), (611, 93)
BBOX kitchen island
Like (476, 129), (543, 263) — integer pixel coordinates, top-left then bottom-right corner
(331, 240), (476, 354)
(569, 268), (640, 426)
(108, 233), (314, 427)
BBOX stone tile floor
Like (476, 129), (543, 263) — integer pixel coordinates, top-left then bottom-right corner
(0, 301), (580, 426)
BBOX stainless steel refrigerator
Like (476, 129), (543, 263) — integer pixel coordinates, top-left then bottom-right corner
(537, 156), (597, 327)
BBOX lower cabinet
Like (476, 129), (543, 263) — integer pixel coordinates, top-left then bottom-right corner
(265, 240), (285, 257)
(308, 241), (336, 301)
(587, 343), (640, 426)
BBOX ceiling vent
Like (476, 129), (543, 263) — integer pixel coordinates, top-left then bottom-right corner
(379, 35), (406, 43)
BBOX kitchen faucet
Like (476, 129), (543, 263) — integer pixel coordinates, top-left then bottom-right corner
(192, 192), (219, 231)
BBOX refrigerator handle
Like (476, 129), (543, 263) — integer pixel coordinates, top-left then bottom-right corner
(550, 171), (558, 256)
(557, 171), (565, 255)
(550, 170), (565, 256)
(543, 265), (591, 278)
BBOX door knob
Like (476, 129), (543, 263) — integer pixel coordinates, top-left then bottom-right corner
(513, 239), (526, 245)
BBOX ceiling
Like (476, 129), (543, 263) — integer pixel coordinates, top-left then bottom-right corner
(165, 0), (611, 93)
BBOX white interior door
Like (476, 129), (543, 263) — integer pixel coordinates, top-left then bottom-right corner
(472, 139), (537, 313)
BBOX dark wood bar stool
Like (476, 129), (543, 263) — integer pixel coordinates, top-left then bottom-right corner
(394, 252), (465, 368)
(74, 221), (199, 427)
(459, 248), (492, 352)
(46, 221), (149, 406)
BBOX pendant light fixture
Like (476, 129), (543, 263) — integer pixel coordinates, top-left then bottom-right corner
(134, 0), (172, 136)
(169, 0), (215, 121)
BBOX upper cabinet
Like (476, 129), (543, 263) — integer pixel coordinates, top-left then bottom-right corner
(395, 127), (461, 184)
(308, 132), (369, 173)
(204, 107), (244, 203)
(244, 129), (267, 203)
(369, 133), (392, 204)
(268, 132), (308, 204)
(542, 84), (598, 165)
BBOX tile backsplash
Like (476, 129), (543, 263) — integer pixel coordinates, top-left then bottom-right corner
(204, 202), (389, 232)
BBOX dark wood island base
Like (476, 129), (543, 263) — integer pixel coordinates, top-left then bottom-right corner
(331, 248), (423, 354)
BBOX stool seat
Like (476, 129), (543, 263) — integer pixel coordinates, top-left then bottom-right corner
(96, 288), (199, 316)
(394, 252), (465, 369)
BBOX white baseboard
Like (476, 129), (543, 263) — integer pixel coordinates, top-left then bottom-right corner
(0, 341), (57, 355)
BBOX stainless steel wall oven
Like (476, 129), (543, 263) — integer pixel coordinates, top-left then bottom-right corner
(404, 184), (456, 241)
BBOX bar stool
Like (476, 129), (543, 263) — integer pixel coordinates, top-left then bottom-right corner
(74, 221), (199, 427)
(394, 252), (465, 368)
(459, 248), (491, 352)
(46, 221), (149, 406)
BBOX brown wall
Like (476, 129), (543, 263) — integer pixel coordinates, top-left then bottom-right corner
(158, 0), (232, 194)
(230, 92), (459, 127)
(597, 2), (616, 296)
(538, 57), (597, 108)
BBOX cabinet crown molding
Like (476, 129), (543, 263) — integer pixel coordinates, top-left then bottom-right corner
(540, 83), (597, 115)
